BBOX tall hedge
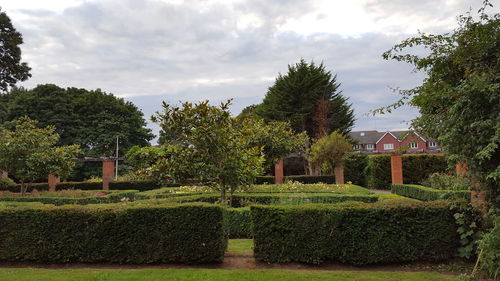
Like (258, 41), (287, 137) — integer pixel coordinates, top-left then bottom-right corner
(224, 207), (252, 238)
(0, 203), (226, 263)
(0, 190), (139, 205)
(366, 155), (391, 189)
(1, 180), (175, 193)
(252, 200), (460, 265)
(344, 154), (368, 186)
(391, 184), (470, 201)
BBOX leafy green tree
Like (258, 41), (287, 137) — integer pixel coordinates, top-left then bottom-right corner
(0, 117), (81, 195)
(133, 100), (264, 205)
(380, 3), (499, 201)
(255, 59), (355, 139)
(237, 117), (308, 169)
(1, 84), (154, 179)
(0, 9), (31, 92)
(308, 131), (352, 183)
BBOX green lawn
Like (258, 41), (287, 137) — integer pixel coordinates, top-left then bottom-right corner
(0, 268), (460, 281)
(227, 239), (253, 254)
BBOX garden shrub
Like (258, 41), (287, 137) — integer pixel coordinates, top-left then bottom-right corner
(224, 207), (252, 238)
(476, 211), (500, 280)
(141, 193), (378, 207)
(0, 202), (226, 263)
(2, 180), (174, 193)
(366, 155), (391, 189)
(422, 173), (471, 190)
(255, 176), (275, 184)
(344, 154), (368, 186)
(284, 175), (335, 184)
(391, 184), (470, 201)
(0, 178), (15, 189)
(0, 190), (139, 205)
(251, 200), (461, 265)
(402, 154), (448, 185)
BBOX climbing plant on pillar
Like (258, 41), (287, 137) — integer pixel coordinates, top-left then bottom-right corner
(0, 117), (81, 195)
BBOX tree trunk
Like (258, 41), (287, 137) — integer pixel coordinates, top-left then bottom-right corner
(220, 189), (227, 206)
(20, 181), (26, 196)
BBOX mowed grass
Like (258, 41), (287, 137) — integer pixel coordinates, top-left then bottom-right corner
(0, 268), (460, 281)
(227, 239), (253, 254)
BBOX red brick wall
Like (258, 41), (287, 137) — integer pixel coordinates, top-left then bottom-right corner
(376, 133), (400, 152)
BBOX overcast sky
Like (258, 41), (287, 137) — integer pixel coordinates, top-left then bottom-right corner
(1, 0), (486, 141)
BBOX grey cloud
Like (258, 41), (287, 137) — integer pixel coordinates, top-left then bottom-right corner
(8, 0), (466, 142)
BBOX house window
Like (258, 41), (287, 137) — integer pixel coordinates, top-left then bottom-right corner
(428, 141), (437, 148)
(366, 144), (374, 150)
(353, 144), (360, 150)
(383, 143), (394, 150)
(409, 142), (418, 149)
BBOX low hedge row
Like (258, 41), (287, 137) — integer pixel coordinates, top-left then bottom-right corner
(255, 175), (335, 184)
(142, 193), (378, 207)
(1, 180), (175, 192)
(0, 202), (226, 263)
(224, 207), (252, 238)
(251, 200), (461, 265)
(391, 184), (470, 201)
(0, 190), (139, 205)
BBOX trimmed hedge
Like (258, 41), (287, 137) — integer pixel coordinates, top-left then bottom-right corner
(141, 193), (378, 207)
(391, 184), (470, 201)
(0, 203), (226, 263)
(0, 190), (139, 205)
(365, 154), (449, 189)
(344, 154), (368, 186)
(255, 176), (275, 184)
(224, 207), (252, 238)
(255, 176), (335, 184)
(251, 200), (461, 265)
(1, 180), (174, 192)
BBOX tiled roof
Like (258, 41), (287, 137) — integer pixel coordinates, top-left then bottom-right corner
(349, 130), (384, 144)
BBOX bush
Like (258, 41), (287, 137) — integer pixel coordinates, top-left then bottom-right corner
(2, 180), (175, 193)
(255, 176), (275, 184)
(344, 154), (368, 186)
(476, 212), (500, 280)
(0, 190), (139, 205)
(284, 175), (334, 184)
(391, 184), (470, 201)
(422, 173), (471, 190)
(0, 178), (15, 188)
(224, 207), (252, 238)
(141, 193), (378, 207)
(251, 200), (461, 265)
(402, 154), (448, 185)
(366, 155), (391, 189)
(0, 202), (226, 263)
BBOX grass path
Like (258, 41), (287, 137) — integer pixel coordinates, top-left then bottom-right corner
(0, 268), (460, 281)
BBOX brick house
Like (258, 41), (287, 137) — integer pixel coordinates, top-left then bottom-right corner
(349, 130), (440, 153)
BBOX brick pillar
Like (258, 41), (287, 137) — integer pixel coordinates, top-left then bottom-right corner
(391, 153), (403, 185)
(334, 164), (345, 184)
(274, 159), (284, 184)
(102, 160), (115, 190)
(48, 173), (60, 192)
(456, 162), (468, 176)
(0, 170), (7, 179)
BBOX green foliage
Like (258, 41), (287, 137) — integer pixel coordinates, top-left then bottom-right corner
(423, 173), (472, 190)
(224, 208), (252, 238)
(366, 155), (392, 189)
(1, 84), (154, 180)
(283, 175), (334, 184)
(244, 182), (373, 194)
(0, 9), (31, 92)
(0, 190), (138, 205)
(475, 211), (500, 279)
(381, 5), (500, 188)
(255, 59), (355, 139)
(1, 180), (168, 192)
(365, 154), (449, 189)
(146, 100), (264, 204)
(0, 178), (15, 188)
(238, 117), (308, 168)
(0, 203), (226, 263)
(403, 154), (449, 184)
(0, 117), (82, 194)
(251, 200), (461, 265)
(391, 184), (470, 201)
(344, 154), (368, 186)
(308, 132), (353, 177)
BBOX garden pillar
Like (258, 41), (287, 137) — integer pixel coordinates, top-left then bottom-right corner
(48, 173), (60, 192)
(275, 159), (284, 184)
(102, 160), (115, 190)
(390, 153), (403, 185)
(456, 162), (467, 176)
(334, 164), (345, 184)
(0, 170), (7, 179)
